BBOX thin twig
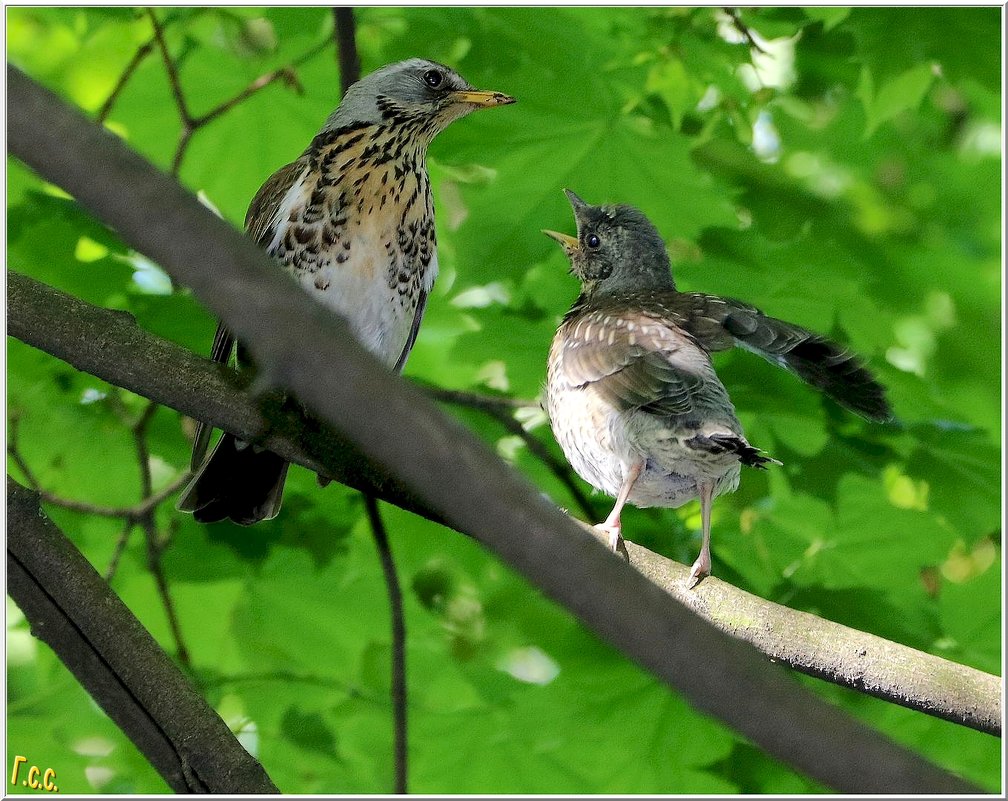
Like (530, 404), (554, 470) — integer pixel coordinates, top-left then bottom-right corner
(105, 519), (135, 581)
(364, 494), (408, 795)
(147, 7), (193, 125)
(141, 512), (190, 666)
(28, 470), (189, 520)
(333, 8), (361, 94)
(193, 67), (300, 128)
(723, 7), (768, 55)
(170, 127), (192, 177)
(132, 399), (159, 497)
(9, 410), (188, 518)
(494, 409), (600, 521)
(96, 9), (203, 125)
(191, 33), (330, 129)
(130, 399), (191, 666)
(97, 40), (154, 124)
(147, 6), (195, 176)
(202, 669), (380, 700)
(423, 386), (600, 521)
(418, 381), (537, 411)
(7, 413), (41, 490)
(198, 669), (409, 713)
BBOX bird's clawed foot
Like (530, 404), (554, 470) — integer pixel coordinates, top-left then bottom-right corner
(686, 551), (711, 589)
(593, 521), (624, 554)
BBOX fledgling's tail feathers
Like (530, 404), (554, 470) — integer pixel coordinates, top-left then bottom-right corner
(685, 433), (781, 469)
(707, 297), (893, 423)
(770, 333), (893, 423)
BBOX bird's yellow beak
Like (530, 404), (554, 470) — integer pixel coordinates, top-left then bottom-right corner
(448, 89), (516, 108)
(542, 230), (580, 253)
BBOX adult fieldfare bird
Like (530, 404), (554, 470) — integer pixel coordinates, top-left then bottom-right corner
(178, 59), (514, 524)
(544, 191), (891, 586)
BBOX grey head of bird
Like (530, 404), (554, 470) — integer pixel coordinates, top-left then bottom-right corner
(323, 58), (514, 141)
(543, 190), (675, 298)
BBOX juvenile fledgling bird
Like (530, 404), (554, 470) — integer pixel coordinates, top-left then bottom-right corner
(544, 191), (891, 587)
(178, 59), (514, 524)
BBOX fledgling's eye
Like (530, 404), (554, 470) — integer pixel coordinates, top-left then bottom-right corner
(423, 69), (444, 88)
(586, 234), (601, 249)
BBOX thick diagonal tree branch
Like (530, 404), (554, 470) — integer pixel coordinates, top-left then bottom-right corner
(8, 274), (1002, 738)
(7, 477), (278, 794)
(6, 272), (439, 520)
(6, 64), (986, 793)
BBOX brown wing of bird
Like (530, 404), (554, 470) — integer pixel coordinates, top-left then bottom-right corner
(558, 306), (776, 468)
(179, 158), (310, 524)
(559, 306), (712, 418)
(187, 157), (307, 471)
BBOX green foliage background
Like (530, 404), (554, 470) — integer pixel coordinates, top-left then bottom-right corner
(6, 6), (1002, 794)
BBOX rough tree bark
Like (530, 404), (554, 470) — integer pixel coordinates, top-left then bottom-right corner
(9, 270), (1001, 739)
(7, 478), (279, 794)
(6, 64), (989, 794)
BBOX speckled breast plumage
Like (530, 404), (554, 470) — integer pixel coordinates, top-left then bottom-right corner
(258, 110), (439, 370)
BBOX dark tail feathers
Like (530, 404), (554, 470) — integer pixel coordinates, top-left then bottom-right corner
(177, 433), (289, 525)
(714, 300), (893, 423)
(775, 334), (893, 422)
(685, 433), (781, 469)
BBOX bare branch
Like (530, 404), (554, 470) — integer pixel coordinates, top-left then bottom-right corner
(132, 399), (159, 496)
(141, 512), (190, 666)
(202, 669), (382, 704)
(147, 8), (193, 126)
(333, 8), (361, 95)
(6, 413), (41, 490)
(105, 519), (135, 580)
(418, 382), (537, 411)
(192, 66), (301, 128)
(191, 31), (335, 130)
(364, 495), (409, 794)
(9, 270), (998, 776)
(26, 473), (189, 521)
(723, 7), (768, 55)
(7, 403), (188, 520)
(170, 126), (192, 177)
(422, 382), (598, 519)
(7, 66), (989, 792)
(586, 524), (1001, 736)
(97, 39), (154, 124)
(7, 476), (279, 793)
(130, 400), (191, 664)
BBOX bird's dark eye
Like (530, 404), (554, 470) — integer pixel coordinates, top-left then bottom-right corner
(586, 234), (601, 249)
(423, 69), (444, 88)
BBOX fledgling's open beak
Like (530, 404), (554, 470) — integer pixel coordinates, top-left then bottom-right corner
(542, 229), (580, 256)
(448, 89), (516, 108)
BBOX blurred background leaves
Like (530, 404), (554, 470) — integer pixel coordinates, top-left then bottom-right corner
(6, 6), (1001, 793)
